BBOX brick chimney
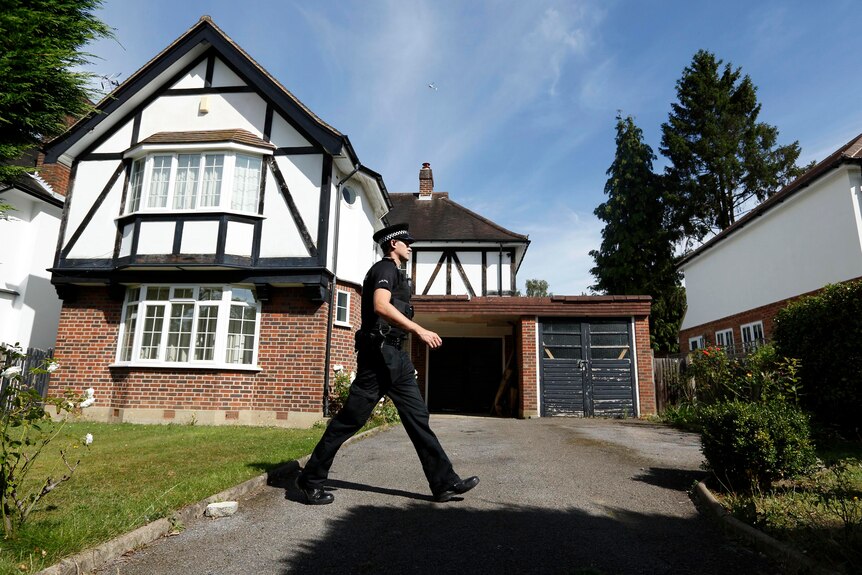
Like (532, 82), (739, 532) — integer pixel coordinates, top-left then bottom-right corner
(419, 162), (433, 198)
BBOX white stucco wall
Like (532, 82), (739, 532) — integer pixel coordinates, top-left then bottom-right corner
(64, 160), (124, 259)
(0, 189), (63, 349)
(138, 93), (265, 139)
(332, 180), (378, 284)
(681, 165), (862, 330)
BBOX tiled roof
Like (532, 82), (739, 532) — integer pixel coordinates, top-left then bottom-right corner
(136, 129), (275, 149)
(386, 192), (528, 243)
(678, 132), (862, 266)
(412, 294), (651, 317)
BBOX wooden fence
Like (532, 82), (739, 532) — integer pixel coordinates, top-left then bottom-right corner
(653, 354), (687, 414)
(0, 347), (54, 410)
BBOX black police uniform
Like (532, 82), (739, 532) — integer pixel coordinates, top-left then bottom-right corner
(299, 257), (460, 495)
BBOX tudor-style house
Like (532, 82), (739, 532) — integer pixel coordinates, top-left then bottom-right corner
(43, 16), (389, 427)
(43, 16), (657, 426)
(678, 132), (862, 352)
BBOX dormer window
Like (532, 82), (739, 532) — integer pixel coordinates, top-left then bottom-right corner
(124, 129), (274, 215)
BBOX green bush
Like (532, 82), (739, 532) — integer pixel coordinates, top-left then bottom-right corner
(773, 280), (862, 435)
(685, 344), (801, 406)
(699, 400), (816, 492)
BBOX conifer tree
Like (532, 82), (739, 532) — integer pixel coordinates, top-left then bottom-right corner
(590, 115), (684, 352)
(661, 50), (805, 246)
(0, 0), (112, 185)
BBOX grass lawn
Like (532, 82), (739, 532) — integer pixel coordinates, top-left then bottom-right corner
(717, 439), (862, 574)
(0, 421), (325, 574)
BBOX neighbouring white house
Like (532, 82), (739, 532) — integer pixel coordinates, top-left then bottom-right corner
(0, 161), (66, 351)
(678, 132), (862, 352)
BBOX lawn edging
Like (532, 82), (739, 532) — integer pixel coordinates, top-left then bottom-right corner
(36, 424), (391, 575)
(693, 480), (840, 575)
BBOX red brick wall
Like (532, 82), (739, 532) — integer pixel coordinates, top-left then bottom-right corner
(35, 156), (71, 197)
(678, 277), (862, 352)
(329, 281), (361, 375)
(634, 315), (655, 415)
(518, 317), (538, 416)
(50, 286), (338, 415)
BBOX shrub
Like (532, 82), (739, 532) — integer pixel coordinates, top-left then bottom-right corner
(699, 400), (816, 492)
(773, 280), (862, 436)
(328, 366), (400, 426)
(685, 344), (801, 406)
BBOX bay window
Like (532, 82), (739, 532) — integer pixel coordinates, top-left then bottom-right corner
(125, 151), (262, 215)
(117, 285), (261, 367)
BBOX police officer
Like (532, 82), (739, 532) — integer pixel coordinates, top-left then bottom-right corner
(296, 223), (479, 505)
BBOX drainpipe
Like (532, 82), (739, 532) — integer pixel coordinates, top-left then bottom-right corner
(323, 162), (361, 416)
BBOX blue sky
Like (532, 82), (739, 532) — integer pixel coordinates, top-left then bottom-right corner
(83, 0), (862, 294)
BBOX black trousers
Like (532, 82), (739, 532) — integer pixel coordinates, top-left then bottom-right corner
(301, 343), (459, 494)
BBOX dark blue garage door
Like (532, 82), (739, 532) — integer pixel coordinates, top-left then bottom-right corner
(540, 319), (635, 417)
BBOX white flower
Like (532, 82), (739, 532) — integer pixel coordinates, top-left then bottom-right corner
(333, 365), (344, 373)
(1, 365), (22, 378)
(349, 371), (356, 382)
(46, 361), (60, 373)
(84, 433), (93, 445)
(2, 344), (23, 355)
(79, 390), (96, 408)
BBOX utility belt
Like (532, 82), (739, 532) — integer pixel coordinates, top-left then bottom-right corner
(355, 328), (406, 351)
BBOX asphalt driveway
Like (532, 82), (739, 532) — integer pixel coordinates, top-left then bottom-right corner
(94, 416), (780, 575)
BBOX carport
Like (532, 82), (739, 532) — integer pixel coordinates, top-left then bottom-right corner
(408, 295), (655, 418)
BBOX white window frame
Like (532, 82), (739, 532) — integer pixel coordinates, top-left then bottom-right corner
(689, 335), (705, 351)
(334, 290), (351, 327)
(114, 284), (262, 369)
(741, 321), (765, 351)
(715, 328), (734, 348)
(123, 144), (268, 216)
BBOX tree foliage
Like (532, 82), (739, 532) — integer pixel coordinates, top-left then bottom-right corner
(0, 0), (112, 185)
(660, 50), (806, 246)
(590, 115), (685, 352)
(525, 279), (550, 297)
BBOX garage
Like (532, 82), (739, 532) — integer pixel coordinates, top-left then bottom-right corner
(540, 319), (635, 417)
(427, 337), (504, 414)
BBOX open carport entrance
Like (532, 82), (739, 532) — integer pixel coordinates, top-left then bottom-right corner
(427, 337), (505, 414)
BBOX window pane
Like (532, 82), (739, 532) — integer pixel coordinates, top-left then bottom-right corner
(147, 155), (172, 208)
(140, 305), (165, 359)
(591, 333), (629, 347)
(590, 323), (628, 333)
(200, 154), (224, 207)
(120, 303), (138, 361)
(542, 322), (580, 334)
(543, 346), (581, 360)
(231, 287), (256, 304)
(194, 305), (219, 361)
(128, 159), (145, 212)
(591, 347), (630, 360)
(231, 155), (261, 212)
(166, 303), (194, 362)
(173, 154), (200, 209)
(199, 287), (223, 301)
(543, 333), (581, 347)
(226, 304), (256, 364)
(146, 286), (170, 301)
(336, 291), (349, 323)
(173, 287), (194, 299)
(126, 287), (141, 303)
